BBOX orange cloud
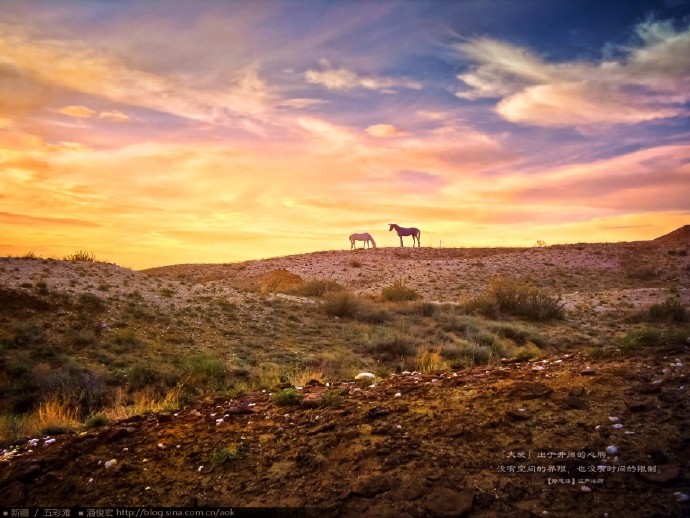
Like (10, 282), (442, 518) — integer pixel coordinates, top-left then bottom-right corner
(365, 124), (406, 138)
(58, 105), (96, 118)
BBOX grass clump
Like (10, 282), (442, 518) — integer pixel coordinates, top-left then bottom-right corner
(416, 347), (448, 373)
(65, 250), (97, 262)
(272, 388), (302, 406)
(211, 445), (247, 467)
(290, 279), (344, 297)
(36, 397), (80, 435)
(648, 297), (687, 322)
(618, 326), (663, 350)
(382, 279), (420, 302)
(84, 413), (109, 429)
(466, 277), (564, 321)
(322, 290), (361, 318)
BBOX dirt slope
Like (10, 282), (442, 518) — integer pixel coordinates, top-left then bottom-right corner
(1, 349), (688, 516)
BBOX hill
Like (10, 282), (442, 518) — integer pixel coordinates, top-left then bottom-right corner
(0, 231), (689, 516)
(654, 224), (690, 244)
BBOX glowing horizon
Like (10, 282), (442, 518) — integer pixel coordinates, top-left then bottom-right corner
(1, 1), (689, 269)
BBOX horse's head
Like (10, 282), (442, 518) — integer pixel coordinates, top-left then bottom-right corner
(388, 224), (395, 231)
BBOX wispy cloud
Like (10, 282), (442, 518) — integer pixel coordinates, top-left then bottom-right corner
(455, 20), (690, 127)
(305, 61), (422, 93)
(365, 124), (406, 138)
(0, 28), (276, 129)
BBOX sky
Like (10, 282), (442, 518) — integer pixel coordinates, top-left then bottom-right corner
(1, 0), (689, 268)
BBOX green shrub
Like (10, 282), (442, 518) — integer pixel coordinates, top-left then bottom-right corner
(382, 280), (420, 302)
(649, 297), (687, 322)
(211, 445), (247, 467)
(370, 336), (417, 361)
(72, 329), (97, 346)
(12, 322), (45, 347)
(84, 413), (109, 429)
(618, 327), (663, 350)
(184, 354), (228, 389)
(272, 388), (302, 406)
(319, 389), (343, 407)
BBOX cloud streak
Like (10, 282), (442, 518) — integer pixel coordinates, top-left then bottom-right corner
(455, 20), (690, 127)
(306, 62), (422, 93)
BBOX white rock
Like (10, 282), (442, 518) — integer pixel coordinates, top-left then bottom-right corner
(394, 392), (402, 398)
(104, 459), (117, 469)
(581, 486), (592, 492)
(197, 466), (204, 472)
(355, 372), (376, 381)
(88, 478), (94, 484)
(674, 492), (689, 502)
(612, 424), (624, 429)
(606, 446), (618, 455)
(157, 443), (165, 449)
(608, 416), (619, 422)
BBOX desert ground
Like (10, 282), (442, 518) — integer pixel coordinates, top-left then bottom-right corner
(0, 227), (689, 516)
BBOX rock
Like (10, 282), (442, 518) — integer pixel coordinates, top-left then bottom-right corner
(625, 399), (650, 412)
(226, 405), (253, 415)
(366, 407), (391, 420)
(564, 395), (588, 409)
(579, 368), (597, 376)
(636, 382), (663, 394)
(157, 412), (173, 422)
(301, 392), (325, 408)
(351, 474), (393, 498)
(425, 487), (474, 517)
(305, 379), (325, 387)
(506, 409), (531, 421)
(639, 464), (681, 484)
(445, 425), (465, 438)
(507, 382), (553, 400)
(355, 372), (376, 381)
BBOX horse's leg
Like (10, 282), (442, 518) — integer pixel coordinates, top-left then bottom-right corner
(400, 235), (404, 248)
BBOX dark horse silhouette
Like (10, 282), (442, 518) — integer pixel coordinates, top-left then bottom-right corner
(389, 223), (421, 247)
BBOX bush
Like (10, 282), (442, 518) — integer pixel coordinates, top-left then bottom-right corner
(466, 277), (564, 321)
(65, 250), (96, 262)
(290, 279), (344, 297)
(272, 388), (302, 406)
(416, 347), (448, 373)
(370, 336), (417, 361)
(649, 297), (687, 322)
(84, 413), (109, 429)
(322, 291), (360, 318)
(78, 293), (105, 311)
(382, 280), (420, 302)
(618, 327), (663, 350)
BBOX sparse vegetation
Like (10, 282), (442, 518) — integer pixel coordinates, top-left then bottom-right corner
(466, 277), (564, 321)
(382, 279), (420, 302)
(272, 388), (302, 406)
(65, 250), (97, 262)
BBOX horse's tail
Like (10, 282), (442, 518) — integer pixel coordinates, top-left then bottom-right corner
(370, 235), (377, 248)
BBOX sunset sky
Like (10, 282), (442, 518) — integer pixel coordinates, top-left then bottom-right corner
(1, 0), (689, 268)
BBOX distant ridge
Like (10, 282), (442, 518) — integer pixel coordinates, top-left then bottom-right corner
(654, 224), (690, 242)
